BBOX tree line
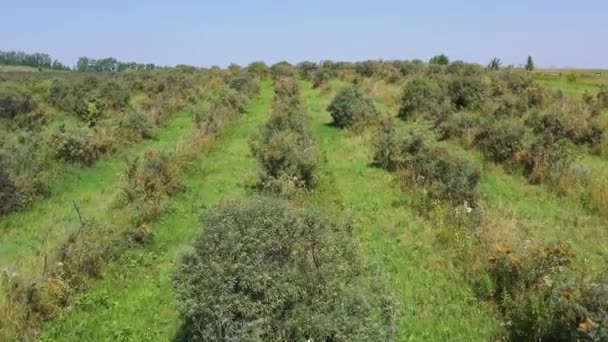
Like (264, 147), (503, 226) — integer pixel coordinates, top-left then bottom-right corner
(0, 50), (69, 70)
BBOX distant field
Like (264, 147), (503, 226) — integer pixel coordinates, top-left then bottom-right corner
(532, 68), (608, 96)
(0, 65), (40, 72)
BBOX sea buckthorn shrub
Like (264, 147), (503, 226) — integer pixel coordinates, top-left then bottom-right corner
(173, 199), (398, 342)
(327, 85), (379, 129)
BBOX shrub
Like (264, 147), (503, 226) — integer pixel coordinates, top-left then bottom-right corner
(246, 61), (269, 79)
(327, 85), (379, 129)
(98, 81), (130, 111)
(0, 86), (36, 118)
(297, 61), (317, 80)
(437, 112), (481, 145)
(228, 73), (261, 96)
(0, 164), (22, 215)
(122, 151), (184, 202)
(270, 61), (295, 80)
(374, 126), (480, 205)
(520, 135), (574, 184)
(273, 76), (300, 103)
(447, 76), (487, 110)
(173, 198), (398, 341)
(596, 85), (608, 109)
(311, 67), (333, 88)
(49, 125), (101, 166)
(251, 117), (318, 194)
(398, 77), (451, 124)
(479, 240), (608, 341)
(118, 111), (156, 141)
(475, 120), (525, 163)
(492, 93), (528, 117)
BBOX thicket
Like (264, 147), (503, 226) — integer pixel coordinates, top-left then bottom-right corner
(173, 198), (398, 341)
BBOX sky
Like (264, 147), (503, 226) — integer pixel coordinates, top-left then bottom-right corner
(1, 0), (607, 68)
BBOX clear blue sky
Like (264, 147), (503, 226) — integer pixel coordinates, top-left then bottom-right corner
(1, 0), (606, 68)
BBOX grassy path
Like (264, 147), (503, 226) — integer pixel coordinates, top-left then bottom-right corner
(40, 81), (273, 341)
(0, 111), (194, 272)
(300, 80), (499, 341)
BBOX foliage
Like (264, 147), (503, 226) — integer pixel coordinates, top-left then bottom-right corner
(297, 61), (317, 80)
(479, 240), (608, 341)
(327, 85), (379, 129)
(447, 76), (487, 110)
(429, 54), (450, 65)
(118, 111), (156, 141)
(49, 125), (101, 166)
(475, 120), (525, 163)
(0, 163), (22, 215)
(398, 77), (451, 124)
(374, 126), (481, 205)
(311, 67), (333, 88)
(228, 73), (261, 97)
(247, 61), (269, 79)
(173, 198), (398, 342)
(0, 85), (36, 118)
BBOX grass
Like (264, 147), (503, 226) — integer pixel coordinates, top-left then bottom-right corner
(300, 80), (499, 341)
(39, 80), (274, 341)
(532, 68), (608, 96)
(0, 111), (194, 275)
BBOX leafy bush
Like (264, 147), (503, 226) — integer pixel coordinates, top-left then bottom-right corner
(0, 164), (22, 215)
(312, 67), (333, 88)
(270, 61), (295, 80)
(228, 73), (261, 96)
(597, 85), (608, 109)
(437, 112), (481, 145)
(49, 126), (101, 166)
(118, 111), (156, 141)
(475, 120), (525, 163)
(398, 77), (451, 124)
(374, 126), (481, 205)
(520, 135), (574, 184)
(447, 76), (487, 110)
(492, 93), (528, 117)
(98, 81), (130, 111)
(0, 86), (36, 118)
(327, 85), (379, 129)
(479, 240), (608, 341)
(122, 151), (184, 202)
(247, 61), (269, 79)
(297, 61), (317, 80)
(251, 112), (318, 194)
(173, 198), (398, 342)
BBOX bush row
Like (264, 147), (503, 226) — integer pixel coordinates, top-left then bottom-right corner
(251, 75), (319, 195)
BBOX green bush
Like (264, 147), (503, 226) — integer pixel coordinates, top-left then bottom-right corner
(49, 125), (101, 166)
(0, 164), (22, 215)
(98, 81), (130, 111)
(493, 93), (528, 117)
(479, 240), (608, 341)
(327, 85), (379, 129)
(597, 85), (608, 109)
(398, 77), (451, 124)
(173, 198), (398, 341)
(118, 111), (156, 141)
(447, 76), (487, 110)
(247, 61), (269, 79)
(311, 68), (333, 88)
(270, 61), (295, 80)
(297, 61), (317, 80)
(228, 73), (261, 96)
(475, 120), (525, 163)
(437, 112), (481, 143)
(251, 112), (318, 194)
(0, 86), (36, 118)
(374, 126), (480, 205)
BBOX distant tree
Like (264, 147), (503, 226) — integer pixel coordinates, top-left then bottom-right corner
(76, 57), (91, 72)
(429, 54), (449, 65)
(525, 56), (535, 72)
(487, 57), (502, 70)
